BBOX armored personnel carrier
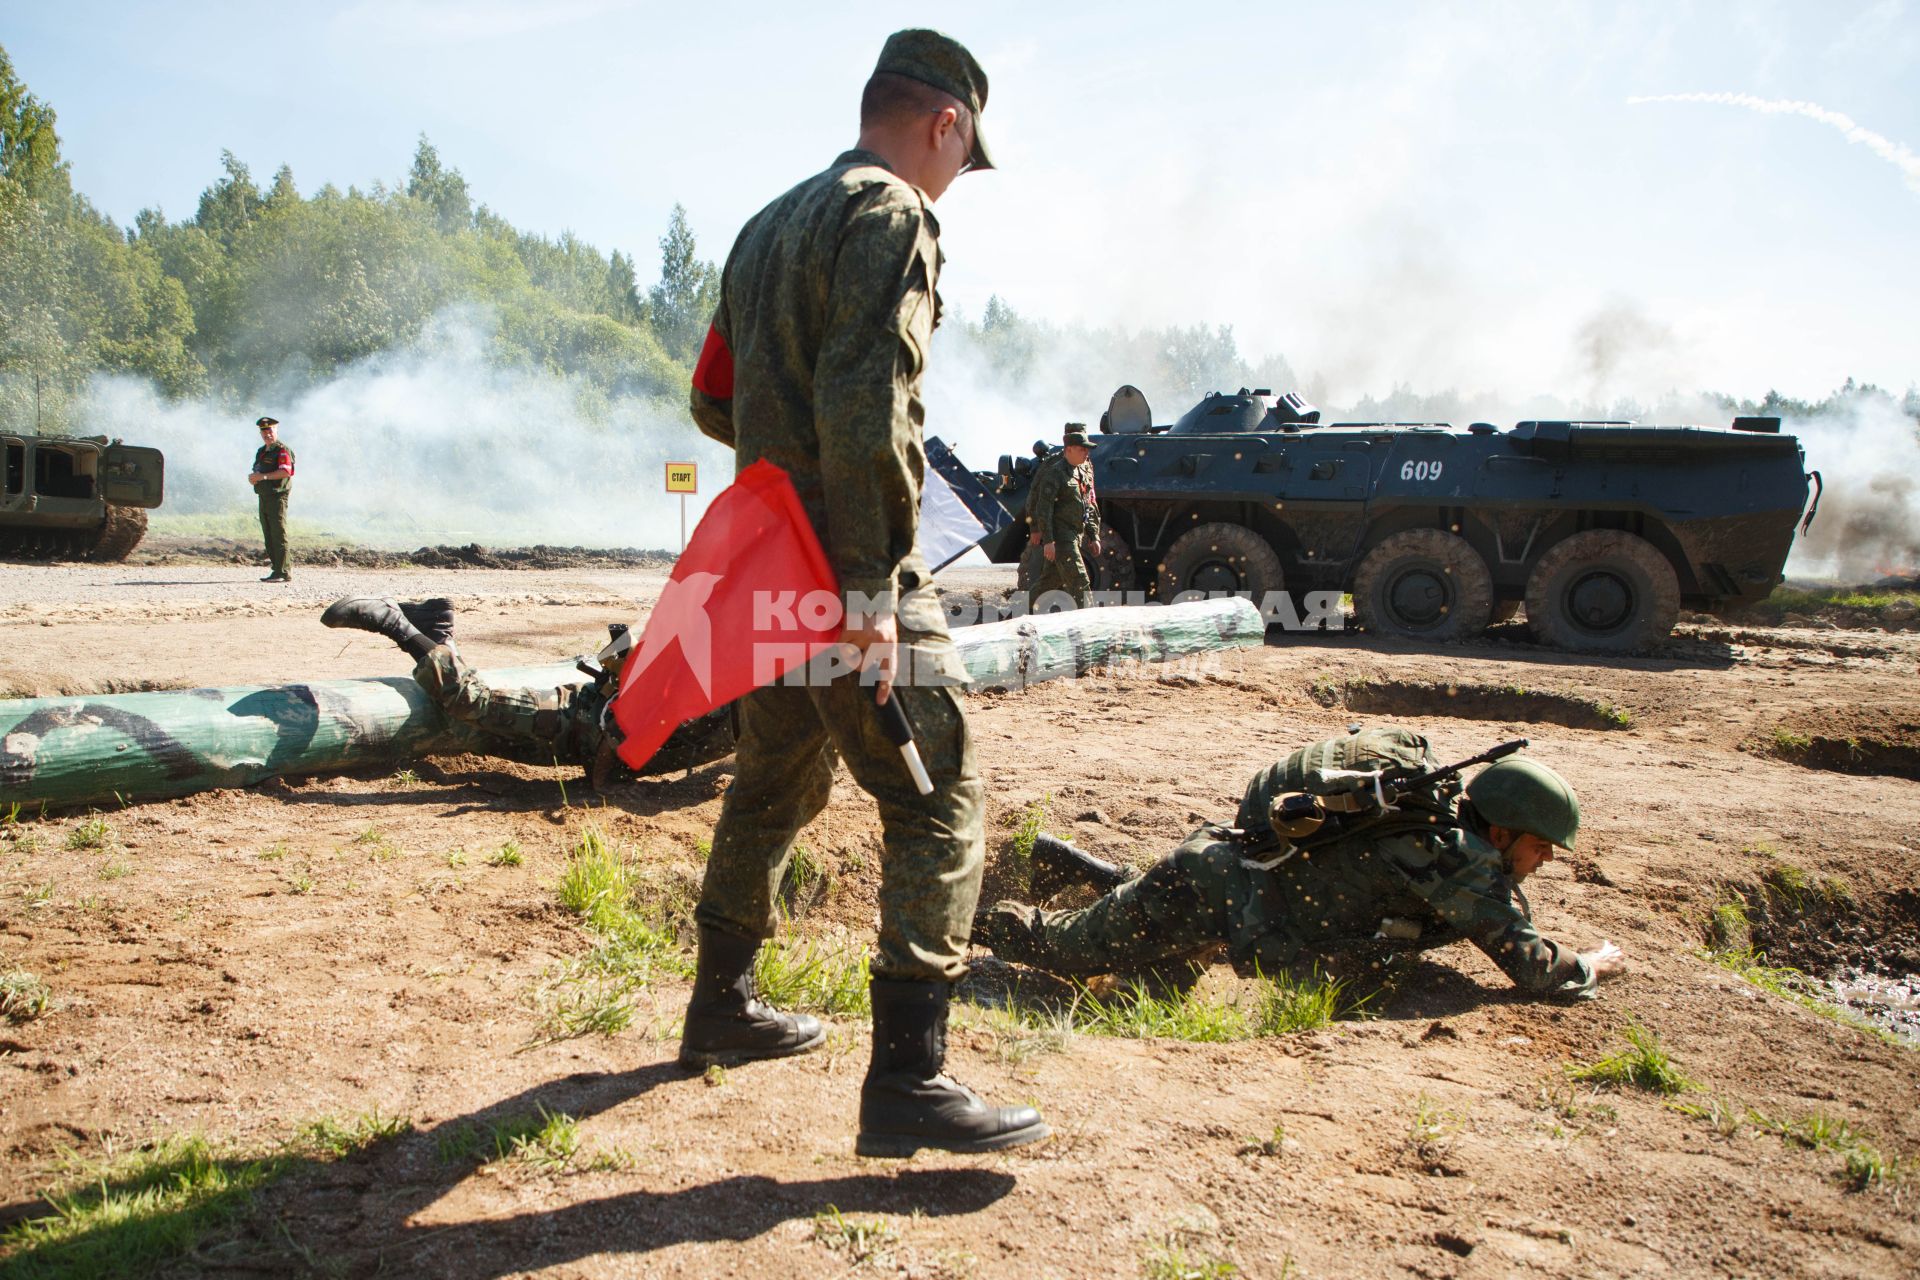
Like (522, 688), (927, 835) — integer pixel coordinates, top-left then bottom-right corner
(982, 386), (1815, 652)
(0, 432), (165, 561)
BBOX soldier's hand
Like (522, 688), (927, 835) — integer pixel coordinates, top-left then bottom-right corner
(1028, 529), (1043, 547)
(1584, 940), (1626, 980)
(1043, 542), (1057, 562)
(1088, 539), (1102, 556)
(841, 611), (900, 706)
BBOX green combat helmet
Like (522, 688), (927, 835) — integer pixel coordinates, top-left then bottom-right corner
(1466, 758), (1580, 851)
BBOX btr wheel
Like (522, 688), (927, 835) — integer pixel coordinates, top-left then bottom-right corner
(1088, 522), (1137, 594)
(1524, 530), (1680, 652)
(1155, 522), (1283, 602)
(1351, 529), (1494, 641)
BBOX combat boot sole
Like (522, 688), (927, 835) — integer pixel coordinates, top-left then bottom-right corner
(677, 1023), (826, 1070)
(854, 1117), (1050, 1159)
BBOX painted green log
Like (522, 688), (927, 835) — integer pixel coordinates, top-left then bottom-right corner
(0, 599), (1263, 808)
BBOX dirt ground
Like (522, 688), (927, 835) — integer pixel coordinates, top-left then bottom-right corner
(2, 558), (1919, 1278)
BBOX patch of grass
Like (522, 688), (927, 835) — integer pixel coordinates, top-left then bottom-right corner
(1010, 796), (1050, 870)
(97, 859), (132, 881)
(538, 982), (635, 1043)
(2, 969), (51, 1022)
(779, 842), (826, 908)
(811, 1204), (899, 1267)
(556, 826), (631, 933)
(24, 880), (55, 909)
(1251, 966), (1354, 1035)
(1236, 1122), (1289, 1158)
(1596, 702), (1633, 728)
(1707, 897), (1752, 951)
(488, 839), (523, 867)
(257, 842), (290, 862)
(1565, 1019), (1696, 1094)
(353, 827), (400, 862)
(1770, 727), (1812, 755)
(0, 1114), (408, 1275)
(445, 848), (469, 869)
(1408, 1092), (1463, 1167)
(1141, 1239), (1240, 1279)
(1747, 1108), (1911, 1191)
(435, 1105), (579, 1171)
(286, 870), (315, 895)
(388, 767), (421, 789)
(754, 935), (871, 1016)
(64, 812), (111, 851)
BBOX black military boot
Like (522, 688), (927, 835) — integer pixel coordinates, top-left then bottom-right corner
(398, 598), (455, 648)
(1029, 833), (1129, 899)
(321, 596), (436, 659)
(678, 927), (825, 1069)
(856, 979), (1049, 1158)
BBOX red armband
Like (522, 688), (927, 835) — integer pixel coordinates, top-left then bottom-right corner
(692, 323), (734, 399)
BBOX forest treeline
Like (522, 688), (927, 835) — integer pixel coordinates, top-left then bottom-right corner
(1, 43), (1912, 439)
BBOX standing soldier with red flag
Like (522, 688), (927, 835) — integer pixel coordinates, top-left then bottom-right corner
(681, 28), (1046, 1158)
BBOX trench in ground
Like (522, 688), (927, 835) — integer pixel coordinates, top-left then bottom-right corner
(1707, 866), (1920, 1046)
(1312, 677), (1634, 731)
(1761, 709), (1920, 781)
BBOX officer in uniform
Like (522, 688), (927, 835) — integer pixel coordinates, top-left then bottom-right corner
(1027, 425), (1100, 608)
(977, 729), (1627, 999)
(681, 29), (1045, 1157)
(319, 596), (734, 782)
(248, 416), (295, 583)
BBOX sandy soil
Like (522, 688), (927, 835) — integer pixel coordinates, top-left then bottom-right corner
(2, 562), (1918, 1278)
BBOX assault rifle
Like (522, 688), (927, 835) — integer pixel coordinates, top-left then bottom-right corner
(1243, 737), (1531, 867)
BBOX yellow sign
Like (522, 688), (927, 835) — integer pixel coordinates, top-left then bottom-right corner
(665, 462), (698, 494)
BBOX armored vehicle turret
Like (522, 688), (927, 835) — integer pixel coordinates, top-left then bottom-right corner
(981, 386), (1814, 652)
(1, 433), (164, 561)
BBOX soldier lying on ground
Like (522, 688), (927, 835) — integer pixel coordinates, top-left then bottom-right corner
(321, 596), (735, 784)
(975, 727), (1627, 999)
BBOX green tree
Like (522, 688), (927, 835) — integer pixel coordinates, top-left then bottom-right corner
(406, 134), (471, 234)
(647, 204), (718, 363)
(194, 150), (262, 247)
(0, 43), (70, 201)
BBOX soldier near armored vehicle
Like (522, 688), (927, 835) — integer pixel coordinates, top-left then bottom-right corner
(320, 596), (735, 781)
(248, 416), (294, 584)
(1027, 424), (1101, 608)
(679, 29), (1045, 1158)
(976, 728), (1627, 998)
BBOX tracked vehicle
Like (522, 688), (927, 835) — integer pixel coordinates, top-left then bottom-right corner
(982, 386), (1815, 652)
(1, 433), (165, 561)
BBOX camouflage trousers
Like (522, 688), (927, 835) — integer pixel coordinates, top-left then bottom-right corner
(412, 646), (593, 763)
(1018, 831), (1440, 992)
(1032, 537), (1091, 609)
(695, 668), (983, 983)
(1022, 831), (1246, 975)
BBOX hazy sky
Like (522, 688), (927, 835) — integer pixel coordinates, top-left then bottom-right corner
(9, 0), (1918, 405)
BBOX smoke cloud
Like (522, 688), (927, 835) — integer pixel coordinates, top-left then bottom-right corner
(1778, 394), (1920, 582)
(80, 305), (729, 550)
(1626, 93), (1920, 198)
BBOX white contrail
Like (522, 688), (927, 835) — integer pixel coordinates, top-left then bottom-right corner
(1627, 92), (1920, 197)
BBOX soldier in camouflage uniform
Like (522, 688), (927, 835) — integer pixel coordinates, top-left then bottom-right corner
(978, 728), (1626, 1000)
(680, 29), (1045, 1158)
(1026, 424), (1101, 608)
(249, 416), (295, 583)
(320, 596), (734, 782)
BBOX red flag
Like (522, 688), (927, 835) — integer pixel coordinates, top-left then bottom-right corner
(612, 459), (841, 769)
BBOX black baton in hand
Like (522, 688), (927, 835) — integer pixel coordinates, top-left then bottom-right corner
(871, 684), (934, 795)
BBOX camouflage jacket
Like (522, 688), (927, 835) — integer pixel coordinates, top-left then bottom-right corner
(1224, 821), (1596, 998)
(1028, 454), (1098, 546)
(689, 148), (960, 678)
(1223, 728), (1595, 997)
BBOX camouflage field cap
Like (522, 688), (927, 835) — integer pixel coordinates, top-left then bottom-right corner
(875, 28), (994, 171)
(1062, 424), (1091, 448)
(1466, 757), (1581, 852)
